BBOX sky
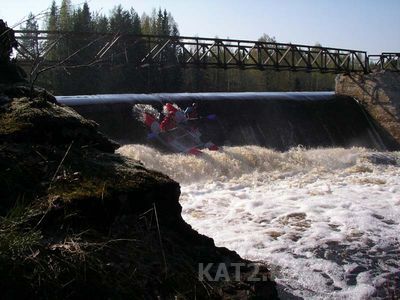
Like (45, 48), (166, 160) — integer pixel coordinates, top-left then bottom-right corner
(1, 0), (399, 54)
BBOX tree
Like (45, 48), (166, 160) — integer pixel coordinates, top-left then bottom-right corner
(93, 13), (108, 33)
(109, 5), (133, 33)
(161, 9), (169, 35)
(141, 13), (151, 35)
(168, 13), (179, 36)
(130, 9), (141, 35)
(59, 0), (72, 31)
(73, 2), (91, 32)
(150, 9), (157, 35)
(24, 2), (189, 94)
(47, 1), (58, 32)
(44, 0), (59, 60)
(19, 13), (40, 58)
(70, 2), (94, 59)
(258, 33), (276, 43)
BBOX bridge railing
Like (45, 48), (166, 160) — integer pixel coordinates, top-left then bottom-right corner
(13, 30), (393, 74)
(142, 35), (368, 73)
(368, 53), (400, 72)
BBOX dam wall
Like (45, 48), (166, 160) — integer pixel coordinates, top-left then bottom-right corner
(56, 92), (395, 151)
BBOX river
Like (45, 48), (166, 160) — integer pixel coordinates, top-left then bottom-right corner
(57, 92), (400, 299)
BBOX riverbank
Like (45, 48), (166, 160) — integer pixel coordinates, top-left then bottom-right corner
(0, 85), (278, 299)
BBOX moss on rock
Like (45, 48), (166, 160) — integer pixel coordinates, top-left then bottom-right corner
(0, 88), (278, 299)
(0, 93), (118, 152)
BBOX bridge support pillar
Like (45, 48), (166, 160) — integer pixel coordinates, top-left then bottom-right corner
(335, 71), (400, 149)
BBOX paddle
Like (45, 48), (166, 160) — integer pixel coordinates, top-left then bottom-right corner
(187, 114), (217, 121)
(147, 132), (159, 139)
(206, 114), (217, 121)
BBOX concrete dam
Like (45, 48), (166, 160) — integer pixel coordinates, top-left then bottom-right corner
(56, 91), (398, 151)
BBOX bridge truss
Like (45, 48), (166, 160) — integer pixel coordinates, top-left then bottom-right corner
(368, 53), (400, 72)
(13, 30), (399, 73)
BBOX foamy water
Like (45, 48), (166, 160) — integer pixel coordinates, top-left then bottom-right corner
(118, 145), (400, 299)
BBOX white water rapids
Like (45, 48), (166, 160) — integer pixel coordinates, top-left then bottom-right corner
(118, 145), (400, 299)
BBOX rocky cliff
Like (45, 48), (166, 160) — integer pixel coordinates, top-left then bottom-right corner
(0, 85), (278, 299)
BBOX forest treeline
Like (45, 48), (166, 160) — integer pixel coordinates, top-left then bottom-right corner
(19, 0), (335, 95)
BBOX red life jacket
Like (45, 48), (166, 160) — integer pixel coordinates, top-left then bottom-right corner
(164, 103), (178, 114)
(144, 113), (156, 127)
(160, 113), (176, 131)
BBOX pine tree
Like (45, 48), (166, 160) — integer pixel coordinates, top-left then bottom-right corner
(93, 13), (108, 33)
(19, 13), (40, 58)
(109, 5), (133, 33)
(156, 9), (163, 35)
(73, 2), (91, 32)
(35, 2), (189, 94)
(150, 9), (157, 35)
(47, 0), (58, 31)
(59, 0), (72, 31)
(168, 13), (179, 36)
(130, 9), (141, 35)
(40, 0), (59, 91)
(140, 13), (151, 35)
(70, 2), (93, 56)
(161, 9), (169, 35)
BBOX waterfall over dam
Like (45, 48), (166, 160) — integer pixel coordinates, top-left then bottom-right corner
(56, 92), (395, 151)
(55, 92), (400, 298)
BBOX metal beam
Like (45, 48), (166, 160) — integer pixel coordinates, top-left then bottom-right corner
(14, 30), (395, 73)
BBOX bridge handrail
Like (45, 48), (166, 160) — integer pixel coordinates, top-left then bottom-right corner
(14, 30), (400, 73)
(368, 53), (399, 71)
(14, 30), (368, 54)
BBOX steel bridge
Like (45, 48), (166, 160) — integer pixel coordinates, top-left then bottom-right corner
(14, 30), (400, 73)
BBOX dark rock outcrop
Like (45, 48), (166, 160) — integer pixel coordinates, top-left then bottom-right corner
(0, 19), (27, 84)
(0, 95), (118, 152)
(0, 86), (278, 299)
